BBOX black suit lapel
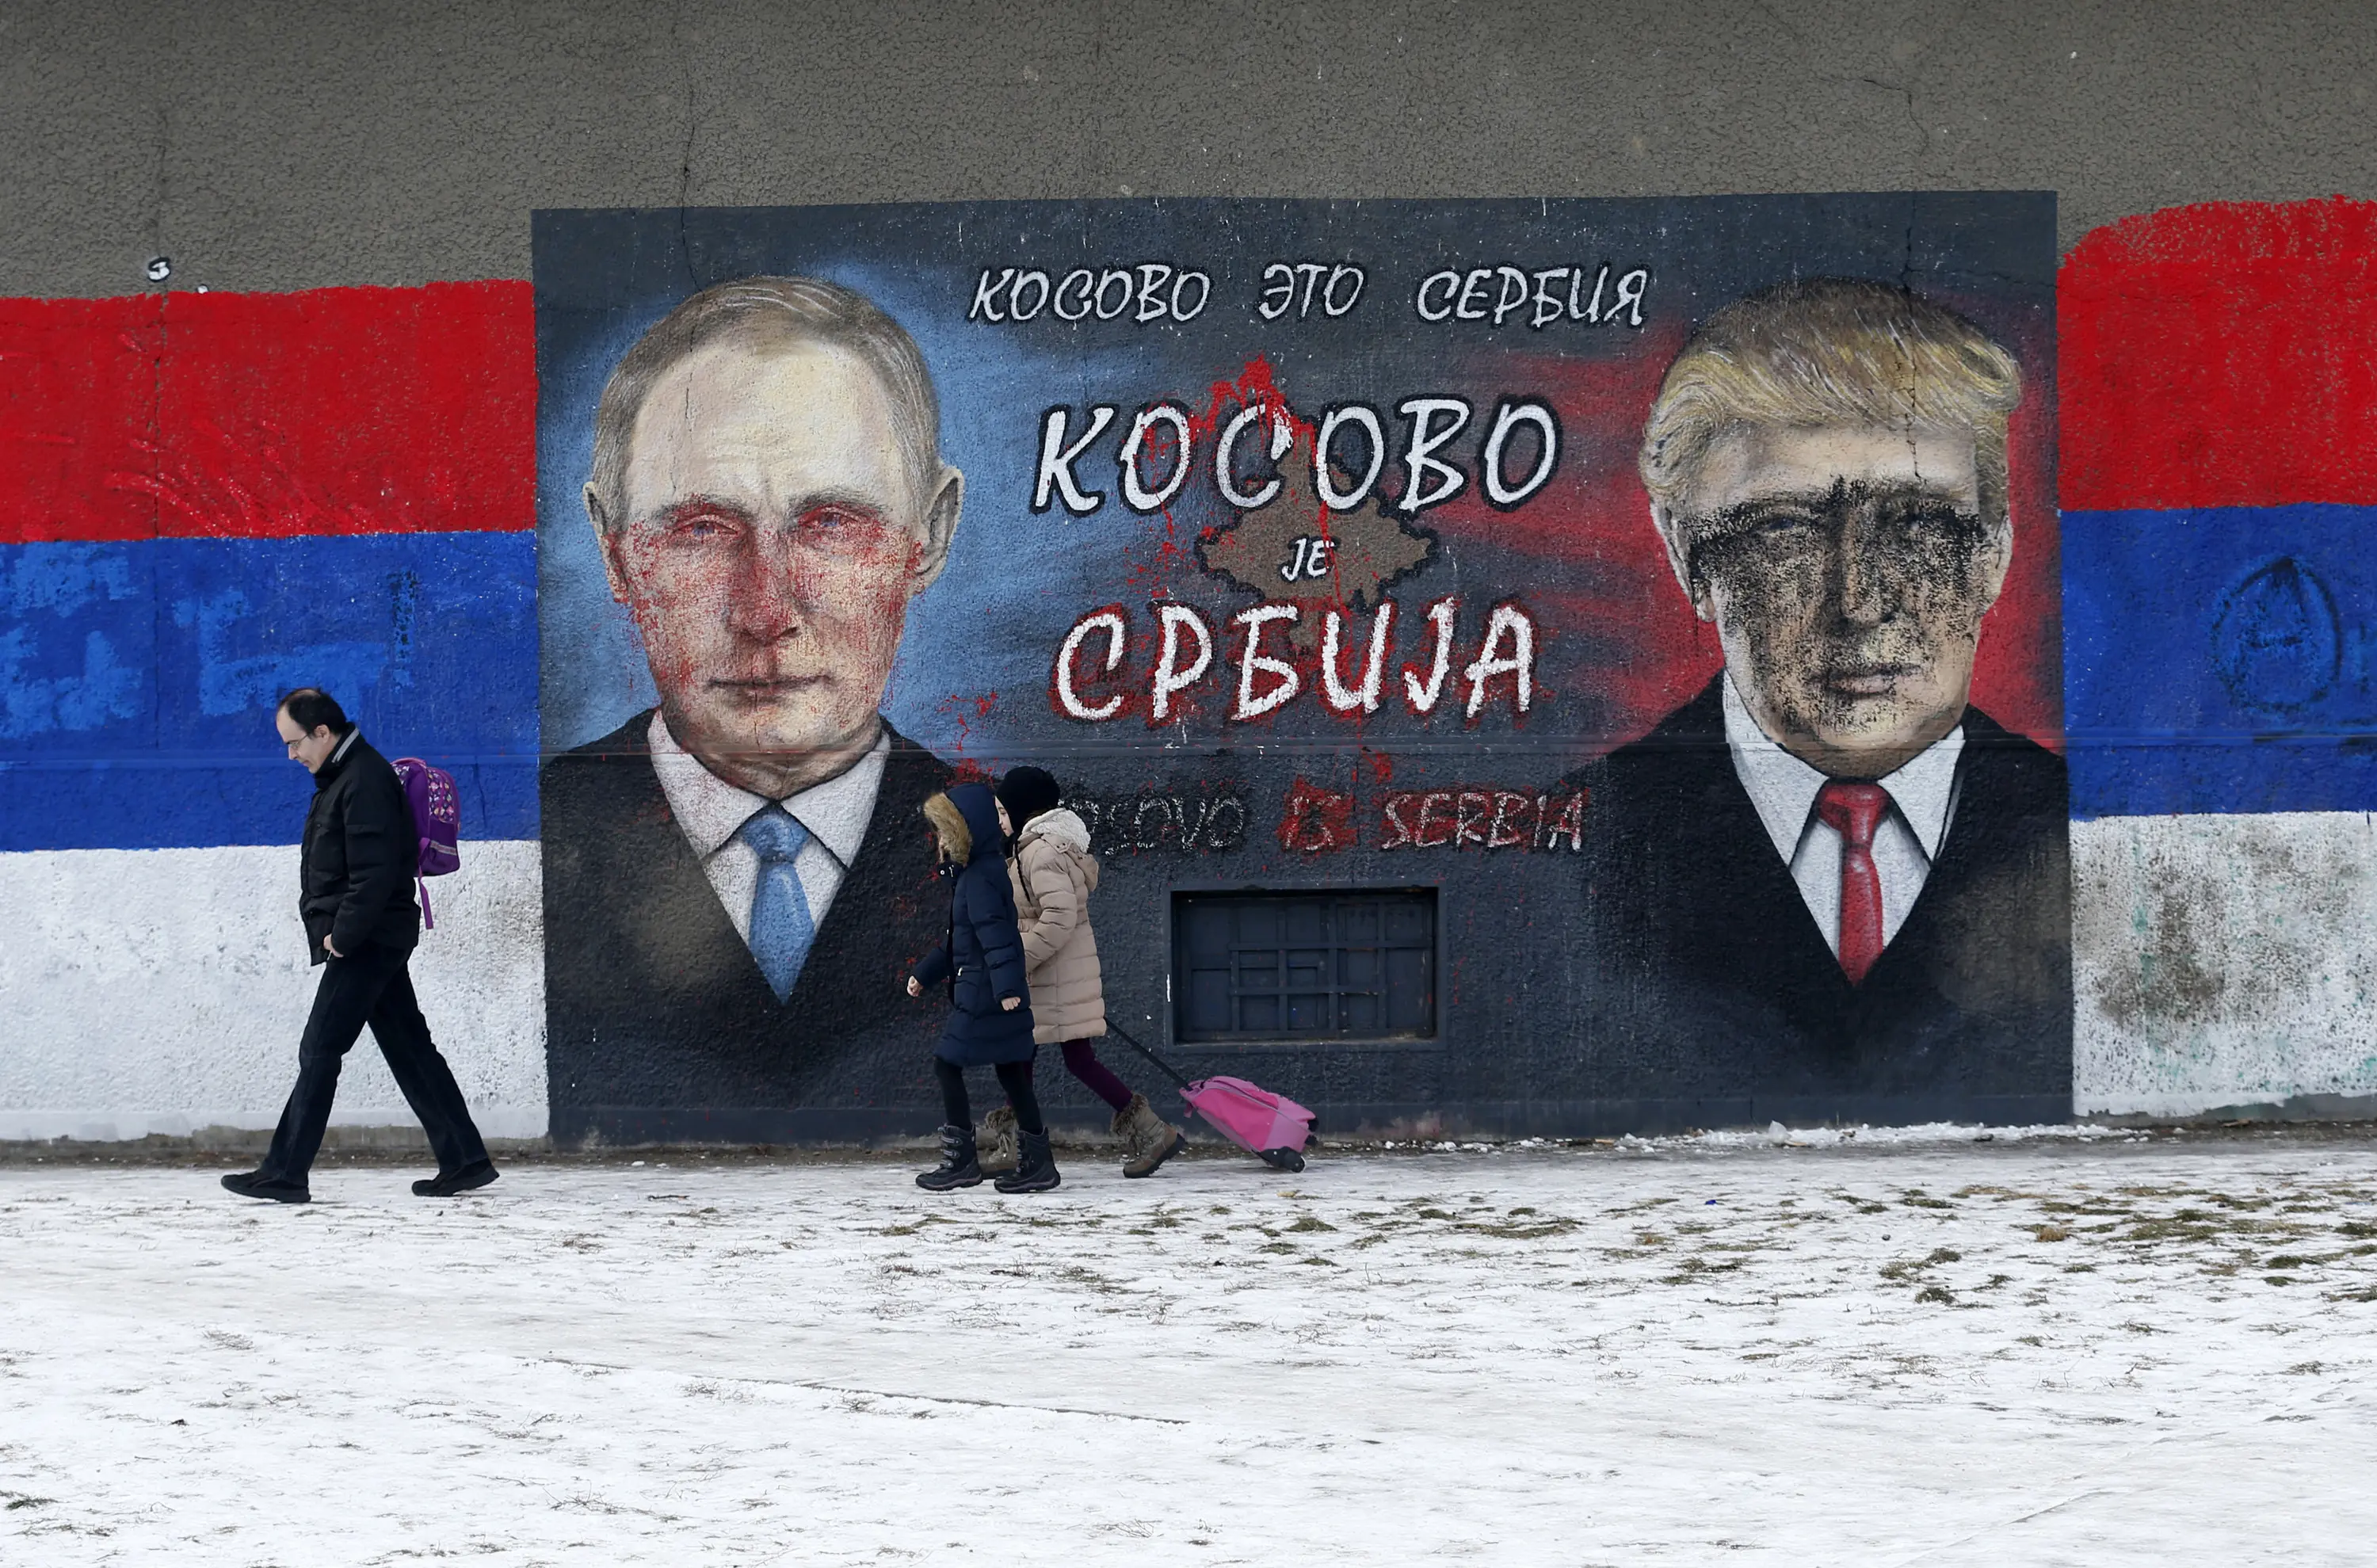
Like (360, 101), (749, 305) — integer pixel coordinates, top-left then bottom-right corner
(1640, 679), (1853, 1014)
(779, 729), (948, 1028)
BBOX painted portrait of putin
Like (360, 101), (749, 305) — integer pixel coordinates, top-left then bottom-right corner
(1579, 277), (2070, 1120)
(541, 277), (960, 1141)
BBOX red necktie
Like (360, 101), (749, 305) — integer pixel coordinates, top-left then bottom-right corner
(1814, 781), (1888, 985)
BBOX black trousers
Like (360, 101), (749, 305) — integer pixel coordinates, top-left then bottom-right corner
(260, 940), (490, 1184)
(935, 1056), (1044, 1136)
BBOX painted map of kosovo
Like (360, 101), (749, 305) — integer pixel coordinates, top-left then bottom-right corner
(1196, 441), (1434, 649)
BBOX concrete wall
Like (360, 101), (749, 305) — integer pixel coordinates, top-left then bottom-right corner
(6, 1), (2373, 299)
(5, 2), (2376, 1142)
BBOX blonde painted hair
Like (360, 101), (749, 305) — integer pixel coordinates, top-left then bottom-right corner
(1639, 277), (2022, 528)
(922, 792), (971, 864)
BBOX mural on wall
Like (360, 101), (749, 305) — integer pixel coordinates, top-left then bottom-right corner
(535, 194), (2065, 1141)
(18, 194), (2377, 1146)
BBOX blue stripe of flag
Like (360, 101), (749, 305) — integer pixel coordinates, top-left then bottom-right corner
(2064, 503), (2377, 818)
(0, 532), (537, 850)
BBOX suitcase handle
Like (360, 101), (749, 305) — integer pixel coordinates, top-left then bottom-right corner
(1101, 1020), (1195, 1093)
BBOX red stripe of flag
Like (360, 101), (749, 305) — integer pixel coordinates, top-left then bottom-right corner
(2061, 196), (2377, 512)
(0, 280), (533, 543)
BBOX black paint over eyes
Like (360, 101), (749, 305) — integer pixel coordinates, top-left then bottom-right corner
(1685, 480), (1990, 590)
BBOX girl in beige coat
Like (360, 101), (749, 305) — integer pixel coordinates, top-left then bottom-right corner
(978, 767), (1184, 1177)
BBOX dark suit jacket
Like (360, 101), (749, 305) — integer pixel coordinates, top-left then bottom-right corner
(541, 711), (952, 1142)
(1570, 675), (2071, 1120)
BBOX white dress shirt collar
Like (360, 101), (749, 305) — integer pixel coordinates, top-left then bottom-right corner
(647, 712), (887, 868)
(1720, 673), (1965, 864)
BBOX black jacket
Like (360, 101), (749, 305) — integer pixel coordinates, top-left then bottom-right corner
(300, 730), (422, 963)
(1567, 675), (2071, 1121)
(540, 712), (952, 1141)
(910, 781), (1037, 1066)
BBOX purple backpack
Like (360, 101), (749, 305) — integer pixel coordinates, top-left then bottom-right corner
(391, 757), (461, 929)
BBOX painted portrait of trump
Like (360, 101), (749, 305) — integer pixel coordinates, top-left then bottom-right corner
(1576, 277), (2071, 1123)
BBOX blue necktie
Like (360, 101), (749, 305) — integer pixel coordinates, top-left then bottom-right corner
(740, 808), (816, 1002)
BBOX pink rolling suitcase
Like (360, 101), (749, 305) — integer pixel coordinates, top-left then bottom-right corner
(1107, 1022), (1317, 1173)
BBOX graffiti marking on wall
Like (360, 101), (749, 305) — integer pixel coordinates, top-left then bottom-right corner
(1068, 785), (1250, 856)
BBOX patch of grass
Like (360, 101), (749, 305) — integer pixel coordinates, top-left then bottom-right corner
(2339, 1221), (2377, 1238)
(1880, 1247), (1963, 1283)
(2264, 1254), (2314, 1269)
(1284, 1215), (1337, 1234)
(1257, 1242), (1298, 1255)
(1299, 1255), (1340, 1267)
(1900, 1192), (1955, 1210)
(1458, 1219), (1578, 1239)
(2125, 1219), (2223, 1244)
(1414, 1207), (1456, 1220)
(1914, 1284), (1955, 1305)
(1661, 1256), (1745, 1284)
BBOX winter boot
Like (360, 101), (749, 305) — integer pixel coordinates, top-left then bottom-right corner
(976, 1104), (1020, 1177)
(994, 1129), (1062, 1193)
(915, 1124), (983, 1191)
(1115, 1092), (1185, 1179)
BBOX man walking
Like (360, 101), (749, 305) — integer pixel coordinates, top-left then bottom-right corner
(221, 688), (497, 1203)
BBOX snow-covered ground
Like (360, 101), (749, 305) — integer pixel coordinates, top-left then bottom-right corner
(4, 1135), (2373, 1565)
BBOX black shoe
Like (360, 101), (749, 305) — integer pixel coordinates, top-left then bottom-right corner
(412, 1161), (500, 1198)
(220, 1170), (310, 1204)
(916, 1124), (982, 1191)
(994, 1130), (1061, 1194)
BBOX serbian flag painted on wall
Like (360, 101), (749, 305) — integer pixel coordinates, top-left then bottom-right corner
(2060, 197), (2377, 1119)
(0, 282), (540, 849)
(0, 283), (547, 1139)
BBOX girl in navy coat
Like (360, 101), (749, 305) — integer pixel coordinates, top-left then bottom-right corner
(906, 781), (1059, 1192)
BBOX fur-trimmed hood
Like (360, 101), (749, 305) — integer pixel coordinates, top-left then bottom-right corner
(1017, 807), (1097, 891)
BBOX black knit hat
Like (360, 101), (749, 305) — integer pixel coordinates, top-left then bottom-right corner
(995, 765), (1062, 830)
